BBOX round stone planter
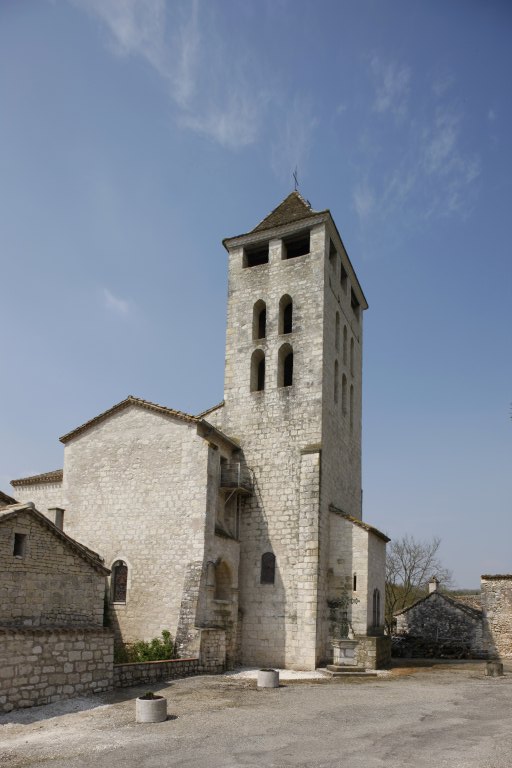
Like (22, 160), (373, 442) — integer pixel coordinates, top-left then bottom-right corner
(136, 694), (167, 723)
(257, 668), (279, 689)
(486, 661), (504, 677)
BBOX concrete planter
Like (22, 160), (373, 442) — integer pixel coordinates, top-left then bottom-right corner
(136, 694), (167, 723)
(257, 669), (279, 688)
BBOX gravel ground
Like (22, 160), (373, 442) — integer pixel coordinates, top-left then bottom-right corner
(1, 660), (511, 768)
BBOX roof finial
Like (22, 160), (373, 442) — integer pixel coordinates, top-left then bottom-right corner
(293, 166), (299, 191)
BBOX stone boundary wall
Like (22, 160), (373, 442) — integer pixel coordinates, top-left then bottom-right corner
(114, 627), (226, 688)
(114, 658), (201, 688)
(356, 635), (391, 670)
(481, 576), (512, 659)
(0, 626), (113, 713)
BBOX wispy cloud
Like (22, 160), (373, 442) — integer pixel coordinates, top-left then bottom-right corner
(371, 57), (410, 118)
(71, 0), (275, 151)
(352, 180), (375, 220)
(103, 287), (130, 316)
(353, 57), (480, 231)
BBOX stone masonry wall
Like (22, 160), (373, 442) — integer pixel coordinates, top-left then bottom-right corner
(12, 481), (63, 522)
(219, 223), (326, 668)
(482, 577), (512, 658)
(356, 635), (391, 670)
(396, 592), (484, 655)
(62, 406), (211, 645)
(0, 511), (105, 627)
(0, 627), (113, 712)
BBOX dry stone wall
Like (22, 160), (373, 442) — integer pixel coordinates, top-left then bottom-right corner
(0, 511), (105, 627)
(0, 627), (113, 712)
(396, 592), (484, 656)
(482, 576), (512, 658)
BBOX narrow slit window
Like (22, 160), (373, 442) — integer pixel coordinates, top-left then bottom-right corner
(340, 260), (348, 291)
(353, 573), (357, 592)
(13, 533), (27, 558)
(342, 374), (348, 415)
(350, 384), (354, 431)
(343, 326), (348, 365)
(329, 239), (337, 271)
(253, 300), (267, 340)
(261, 552), (276, 584)
(335, 312), (340, 351)
(279, 295), (293, 334)
(278, 344), (294, 387)
(251, 349), (266, 392)
(334, 360), (339, 404)
(112, 560), (128, 603)
(350, 337), (354, 376)
(373, 588), (381, 628)
(351, 289), (360, 320)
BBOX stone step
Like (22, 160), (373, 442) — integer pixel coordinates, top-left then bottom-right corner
(326, 664), (365, 673)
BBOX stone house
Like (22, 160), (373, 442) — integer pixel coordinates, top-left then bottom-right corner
(395, 578), (484, 656)
(0, 502), (113, 712)
(10, 191), (389, 670)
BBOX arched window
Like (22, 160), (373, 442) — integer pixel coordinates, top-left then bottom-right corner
(343, 326), (348, 365)
(250, 349), (265, 392)
(350, 337), (354, 376)
(373, 588), (381, 628)
(334, 360), (339, 404)
(350, 384), (354, 431)
(335, 312), (340, 351)
(214, 560), (232, 601)
(112, 560), (128, 603)
(342, 374), (347, 415)
(253, 300), (266, 340)
(278, 343), (293, 387)
(260, 552), (276, 584)
(279, 295), (293, 334)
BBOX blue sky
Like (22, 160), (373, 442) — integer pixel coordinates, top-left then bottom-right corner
(1, 0), (510, 587)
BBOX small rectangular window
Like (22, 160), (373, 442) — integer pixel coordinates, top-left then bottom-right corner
(283, 231), (310, 260)
(244, 243), (269, 268)
(13, 533), (27, 557)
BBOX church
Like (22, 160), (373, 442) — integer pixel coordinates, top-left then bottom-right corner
(11, 191), (389, 670)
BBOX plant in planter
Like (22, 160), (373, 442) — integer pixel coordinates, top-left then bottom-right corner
(136, 691), (168, 723)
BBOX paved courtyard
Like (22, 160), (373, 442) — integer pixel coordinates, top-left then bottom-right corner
(1, 661), (512, 768)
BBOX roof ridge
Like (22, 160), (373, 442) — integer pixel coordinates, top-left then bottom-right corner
(195, 401), (225, 418)
(0, 504), (109, 574)
(11, 469), (63, 487)
(59, 395), (198, 444)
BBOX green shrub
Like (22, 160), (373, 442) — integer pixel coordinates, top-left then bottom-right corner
(114, 630), (177, 664)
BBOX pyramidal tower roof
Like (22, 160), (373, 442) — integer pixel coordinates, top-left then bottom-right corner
(251, 190), (325, 233)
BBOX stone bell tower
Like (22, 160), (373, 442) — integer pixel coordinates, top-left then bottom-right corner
(215, 191), (380, 669)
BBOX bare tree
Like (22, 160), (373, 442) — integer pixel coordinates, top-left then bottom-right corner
(385, 534), (453, 633)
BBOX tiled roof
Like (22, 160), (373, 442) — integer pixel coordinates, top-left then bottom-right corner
(59, 395), (198, 443)
(195, 401), (225, 418)
(329, 505), (390, 543)
(251, 191), (324, 233)
(0, 503), (109, 574)
(481, 574), (512, 580)
(11, 469), (63, 487)
(451, 594), (482, 611)
(0, 490), (17, 505)
(394, 590), (483, 619)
